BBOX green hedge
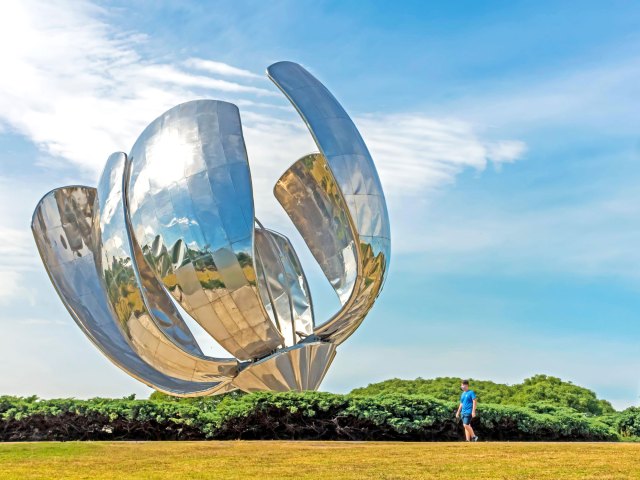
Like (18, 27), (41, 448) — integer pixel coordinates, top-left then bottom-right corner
(0, 392), (620, 442)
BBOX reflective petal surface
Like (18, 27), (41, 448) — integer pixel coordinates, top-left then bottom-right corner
(127, 101), (283, 360)
(32, 61), (390, 396)
(254, 224), (314, 346)
(269, 62), (390, 344)
(232, 342), (336, 392)
(32, 186), (229, 396)
(96, 152), (237, 382)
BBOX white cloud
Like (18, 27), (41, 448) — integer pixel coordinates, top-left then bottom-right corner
(0, 227), (35, 271)
(0, 0), (523, 192)
(185, 58), (262, 79)
(0, 0), (274, 176)
(0, 270), (26, 305)
(0, 0), (527, 313)
(356, 113), (526, 196)
(133, 64), (274, 96)
(0, 173), (49, 305)
(19, 318), (68, 326)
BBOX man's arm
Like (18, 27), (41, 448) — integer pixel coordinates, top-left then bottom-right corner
(455, 403), (462, 418)
(472, 398), (477, 417)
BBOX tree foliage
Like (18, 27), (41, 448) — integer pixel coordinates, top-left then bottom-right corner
(350, 375), (615, 416)
(615, 407), (640, 438)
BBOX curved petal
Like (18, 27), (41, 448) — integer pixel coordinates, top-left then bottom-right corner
(232, 341), (336, 392)
(31, 186), (229, 396)
(254, 222), (314, 346)
(127, 100), (284, 360)
(96, 152), (237, 382)
(268, 62), (390, 344)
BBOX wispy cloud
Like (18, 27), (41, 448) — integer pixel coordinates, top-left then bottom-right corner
(20, 318), (69, 326)
(0, 176), (48, 305)
(357, 113), (526, 196)
(0, 270), (27, 306)
(438, 54), (640, 137)
(0, 0), (523, 189)
(185, 58), (263, 80)
(0, 0), (274, 175)
(0, 0), (526, 308)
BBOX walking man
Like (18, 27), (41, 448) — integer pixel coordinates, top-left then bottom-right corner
(455, 379), (478, 442)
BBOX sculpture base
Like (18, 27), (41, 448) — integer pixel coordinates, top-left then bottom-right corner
(232, 342), (336, 393)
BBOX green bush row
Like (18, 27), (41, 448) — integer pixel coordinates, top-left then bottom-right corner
(0, 392), (628, 442)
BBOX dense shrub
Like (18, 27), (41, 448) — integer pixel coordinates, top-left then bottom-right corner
(0, 395), (204, 441)
(0, 392), (619, 442)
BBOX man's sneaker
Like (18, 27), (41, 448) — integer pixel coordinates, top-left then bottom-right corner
(472, 436), (479, 442)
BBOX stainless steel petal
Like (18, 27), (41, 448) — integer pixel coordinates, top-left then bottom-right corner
(273, 154), (358, 305)
(31, 186), (229, 397)
(231, 342), (336, 393)
(96, 152), (237, 382)
(127, 100), (284, 360)
(254, 222), (314, 346)
(260, 226), (315, 339)
(275, 154), (389, 345)
(268, 61), (390, 345)
(267, 62), (390, 239)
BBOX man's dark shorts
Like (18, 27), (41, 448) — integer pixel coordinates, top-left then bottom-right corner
(461, 413), (472, 425)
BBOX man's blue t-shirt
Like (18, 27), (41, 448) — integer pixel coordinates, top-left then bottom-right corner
(460, 390), (476, 415)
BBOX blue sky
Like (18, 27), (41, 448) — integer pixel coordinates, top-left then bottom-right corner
(0, 0), (639, 408)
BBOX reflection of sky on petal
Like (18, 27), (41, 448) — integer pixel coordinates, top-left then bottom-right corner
(167, 217), (199, 230)
(102, 234), (125, 258)
(98, 154), (126, 228)
(145, 132), (195, 190)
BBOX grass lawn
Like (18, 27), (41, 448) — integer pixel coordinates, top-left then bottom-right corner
(1, 441), (639, 479)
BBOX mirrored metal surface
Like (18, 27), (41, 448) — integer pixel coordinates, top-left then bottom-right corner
(96, 152), (237, 382)
(254, 223), (314, 346)
(273, 155), (358, 305)
(127, 100), (283, 360)
(31, 187), (230, 396)
(232, 342), (336, 392)
(268, 61), (390, 345)
(32, 61), (390, 396)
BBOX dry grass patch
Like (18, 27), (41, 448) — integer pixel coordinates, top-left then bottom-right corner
(1, 441), (639, 479)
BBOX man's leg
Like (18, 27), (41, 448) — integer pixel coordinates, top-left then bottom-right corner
(466, 423), (475, 440)
(463, 423), (472, 441)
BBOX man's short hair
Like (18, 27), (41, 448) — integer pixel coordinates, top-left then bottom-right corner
(461, 379), (470, 385)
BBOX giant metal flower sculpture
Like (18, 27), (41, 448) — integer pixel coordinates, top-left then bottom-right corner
(31, 62), (390, 396)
